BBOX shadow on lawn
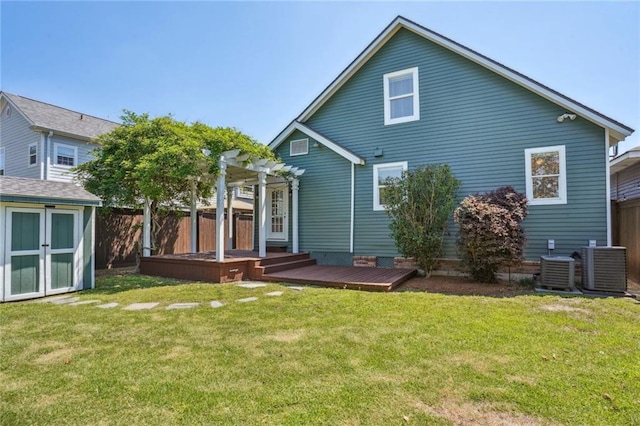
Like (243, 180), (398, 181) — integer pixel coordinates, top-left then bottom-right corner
(89, 268), (186, 295)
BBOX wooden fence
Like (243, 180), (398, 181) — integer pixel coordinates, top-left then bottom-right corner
(612, 199), (640, 282)
(95, 209), (253, 269)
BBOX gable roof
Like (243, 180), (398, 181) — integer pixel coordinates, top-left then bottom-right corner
(270, 121), (365, 165)
(0, 176), (102, 206)
(290, 16), (633, 144)
(1, 92), (119, 141)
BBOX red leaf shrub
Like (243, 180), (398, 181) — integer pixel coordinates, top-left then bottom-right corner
(454, 186), (528, 282)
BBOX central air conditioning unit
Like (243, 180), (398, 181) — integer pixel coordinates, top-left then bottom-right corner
(540, 256), (575, 289)
(581, 247), (627, 293)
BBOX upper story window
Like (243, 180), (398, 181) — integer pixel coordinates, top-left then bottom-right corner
(28, 143), (37, 166)
(290, 138), (309, 156)
(524, 145), (567, 205)
(54, 143), (77, 167)
(383, 67), (420, 126)
(0, 147), (5, 175)
(373, 161), (407, 211)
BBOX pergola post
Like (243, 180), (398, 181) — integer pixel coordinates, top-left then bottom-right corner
(215, 159), (227, 262)
(143, 198), (151, 257)
(190, 180), (197, 253)
(292, 178), (299, 254)
(226, 187), (234, 250)
(258, 171), (267, 258)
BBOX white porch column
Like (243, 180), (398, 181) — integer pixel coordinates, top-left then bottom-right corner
(292, 178), (299, 254)
(227, 187), (234, 250)
(258, 171), (267, 258)
(143, 198), (151, 257)
(190, 180), (197, 253)
(215, 159), (227, 262)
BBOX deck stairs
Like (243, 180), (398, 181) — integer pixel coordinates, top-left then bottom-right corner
(251, 253), (317, 279)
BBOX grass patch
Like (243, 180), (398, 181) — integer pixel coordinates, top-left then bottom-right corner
(1, 274), (639, 425)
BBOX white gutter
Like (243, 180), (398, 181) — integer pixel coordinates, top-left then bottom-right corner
(45, 130), (53, 180)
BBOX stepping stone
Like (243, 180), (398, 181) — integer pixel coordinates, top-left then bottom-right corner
(266, 291), (283, 297)
(237, 297), (258, 303)
(289, 286), (305, 291)
(237, 283), (267, 289)
(210, 301), (224, 309)
(123, 302), (159, 311)
(166, 302), (200, 310)
(69, 300), (101, 306)
(49, 297), (80, 305)
(97, 302), (119, 309)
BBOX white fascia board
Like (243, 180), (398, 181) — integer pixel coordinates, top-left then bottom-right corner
(269, 121), (365, 165)
(1, 92), (35, 126)
(610, 149), (640, 174)
(296, 17), (633, 140)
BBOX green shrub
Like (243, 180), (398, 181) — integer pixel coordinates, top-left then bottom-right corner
(384, 164), (460, 275)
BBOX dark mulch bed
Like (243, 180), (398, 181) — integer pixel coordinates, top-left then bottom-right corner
(395, 274), (534, 296)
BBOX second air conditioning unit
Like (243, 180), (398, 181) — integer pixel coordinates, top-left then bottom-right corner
(540, 256), (575, 290)
(581, 247), (627, 293)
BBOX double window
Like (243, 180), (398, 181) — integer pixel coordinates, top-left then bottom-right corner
(54, 143), (77, 167)
(524, 145), (567, 205)
(383, 67), (420, 125)
(373, 162), (407, 211)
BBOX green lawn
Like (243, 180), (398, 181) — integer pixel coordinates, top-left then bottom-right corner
(1, 274), (639, 425)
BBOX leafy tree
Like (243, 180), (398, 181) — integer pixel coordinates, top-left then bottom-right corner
(454, 186), (528, 282)
(75, 110), (273, 254)
(383, 164), (460, 275)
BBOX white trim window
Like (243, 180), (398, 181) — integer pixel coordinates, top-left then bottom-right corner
(28, 143), (37, 167)
(290, 138), (309, 156)
(54, 143), (77, 167)
(0, 147), (5, 175)
(237, 185), (254, 199)
(373, 161), (407, 211)
(524, 145), (567, 205)
(383, 67), (420, 125)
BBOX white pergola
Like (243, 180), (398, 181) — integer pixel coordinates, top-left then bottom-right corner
(141, 150), (304, 261)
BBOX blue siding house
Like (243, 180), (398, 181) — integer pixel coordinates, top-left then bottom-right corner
(266, 16), (634, 268)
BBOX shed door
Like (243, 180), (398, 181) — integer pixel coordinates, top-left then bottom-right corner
(4, 208), (45, 300)
(4, 207), (81, 301)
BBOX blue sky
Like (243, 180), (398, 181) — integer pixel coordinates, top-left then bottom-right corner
(2, 1), (638, 152)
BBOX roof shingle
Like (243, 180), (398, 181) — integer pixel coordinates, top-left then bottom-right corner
(2, 92), (119, 140)
(0, 176), (102, 205)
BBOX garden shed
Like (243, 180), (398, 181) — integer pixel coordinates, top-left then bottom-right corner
(1, 176), (101, 301)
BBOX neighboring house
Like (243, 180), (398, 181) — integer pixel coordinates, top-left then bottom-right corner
(610, 146), (640, 281)
(0, 91), (118, 182)
(265, 16), (635, 267)
(0, 176), (102, 302)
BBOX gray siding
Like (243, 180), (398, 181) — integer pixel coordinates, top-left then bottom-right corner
(300, 28), (607, 260)
(48, 135), (98, 182)
(0, 103), (41, 178)
(272, 130), (352, 253)
(612, 162), (640, 202)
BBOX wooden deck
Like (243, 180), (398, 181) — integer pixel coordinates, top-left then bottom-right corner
(263, 265), (416, 292)
(140, 250), (416, 291)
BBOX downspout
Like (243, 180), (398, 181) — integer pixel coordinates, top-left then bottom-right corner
(350, 162), (355, 254)
(605, 128), (612, 246)
(39, 134), (45, 179)
(45, 130), (53, 180)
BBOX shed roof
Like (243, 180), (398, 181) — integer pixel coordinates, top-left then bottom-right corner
(1, 91), (119, 141)
(610, 145), (640, 175)
(0, 176), (102, 206)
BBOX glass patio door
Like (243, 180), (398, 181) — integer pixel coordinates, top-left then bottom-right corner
(4, 208), (80, 301)
(267, 187), (288, 241)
